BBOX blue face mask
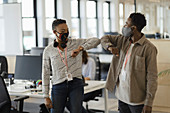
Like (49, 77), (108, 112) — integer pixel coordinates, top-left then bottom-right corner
(122, 27), (133, 38)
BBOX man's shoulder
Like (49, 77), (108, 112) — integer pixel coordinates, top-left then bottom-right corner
(144, 38), (157, 49)
(143, 38), (157, 54)
(44, 43), (53, 52)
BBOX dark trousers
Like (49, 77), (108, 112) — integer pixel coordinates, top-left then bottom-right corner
(118, 100), (144, 113)
(51, 78), (84, 113)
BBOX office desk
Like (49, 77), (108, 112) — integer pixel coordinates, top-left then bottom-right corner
(84, 81), (109, 113)
(99, 54), (113, 64)
(8, 80), (109, 113)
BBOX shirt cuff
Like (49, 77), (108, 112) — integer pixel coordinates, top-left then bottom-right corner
(144, 99), (153, 107)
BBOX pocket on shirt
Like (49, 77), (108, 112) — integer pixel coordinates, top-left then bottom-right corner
(134, 55), (145, 71)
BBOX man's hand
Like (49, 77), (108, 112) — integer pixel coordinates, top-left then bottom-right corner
(142, 105), (152, 113)
(108, 47), (119, 56)
(71, 46), (84, 57)
(85, 77), (90, 80)
(71, 49), (80, 57)
(45, 97), (53, 108)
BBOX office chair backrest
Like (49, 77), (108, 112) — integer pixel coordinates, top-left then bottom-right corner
(30, 47), (45, 56)
(0, 76), (11, 113)
(88, 54), (101, 80)
(0, 56), (8, 75)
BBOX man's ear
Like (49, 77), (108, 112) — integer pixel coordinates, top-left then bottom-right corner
(131, 26), (137, 31)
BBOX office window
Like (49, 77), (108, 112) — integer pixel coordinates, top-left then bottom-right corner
(0, 0), (3, 4)
(71, 0), (80, 38)
(22, 18), (36, 50)
(103, 2), (111, 32)
(86, 0), (98, 37)
(157, 6), (164, 34)
(21, 0), (36, 50)
(22, 0), (34, 17)
(119, 3), (124, 32)
(45, 0), (54, 17)
(45, 0), (56, 36)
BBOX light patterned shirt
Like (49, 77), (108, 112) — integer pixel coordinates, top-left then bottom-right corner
(42, 38), (100, 98)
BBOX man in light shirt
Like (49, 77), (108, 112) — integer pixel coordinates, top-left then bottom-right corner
(42, 19), (100, 113)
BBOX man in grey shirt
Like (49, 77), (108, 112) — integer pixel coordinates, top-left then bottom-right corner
(101, 13), (158, 113)
(42, 19), (100, 113)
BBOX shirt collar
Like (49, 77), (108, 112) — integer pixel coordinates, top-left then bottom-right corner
(128, 33), (146, 46)
(135, 34), (146, 45)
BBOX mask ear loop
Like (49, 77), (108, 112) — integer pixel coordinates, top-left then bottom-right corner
(55, 31), (63, 41)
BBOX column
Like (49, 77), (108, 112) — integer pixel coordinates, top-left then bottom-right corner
(57, 0), (72, 36)
(37, 0), (46, 47)
(97, 0), (104, 38)
(110, 0), (119, 32)
(80, 0), (87, 38)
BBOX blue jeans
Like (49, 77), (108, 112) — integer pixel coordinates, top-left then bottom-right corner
(118, 100), (144, 113)
(51, 78), (84, 113)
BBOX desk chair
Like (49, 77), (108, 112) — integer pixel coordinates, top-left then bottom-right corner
(30, 47), (45, 56)
(0, 56), (8, 75)
(0, 76), (29, 113)
(83, 54), (104, 113)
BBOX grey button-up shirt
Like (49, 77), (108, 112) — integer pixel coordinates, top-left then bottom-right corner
(101, 34), (158, 107)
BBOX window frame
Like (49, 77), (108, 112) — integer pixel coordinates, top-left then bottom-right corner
(45, 0), (57, 38)
(119, 2), (124, 33)
(103, 1), (111, 32)
(86, 0), (98, 37)
(71, 0), (81, 38)
(21, 0), (38, 51)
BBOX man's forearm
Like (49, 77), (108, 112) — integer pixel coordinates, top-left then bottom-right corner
(81, 38), (100, 50)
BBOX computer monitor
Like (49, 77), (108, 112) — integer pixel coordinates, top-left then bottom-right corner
(14, 55), (42, 81)
(104, 32), (119, 35)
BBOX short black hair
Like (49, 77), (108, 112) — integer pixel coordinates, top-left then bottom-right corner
(129, 13), (146, 32)
(52, 19), (66, 30)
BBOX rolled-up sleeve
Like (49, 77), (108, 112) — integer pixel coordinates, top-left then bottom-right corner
(101, 35), (124, 50)
(76, 38), (100, 50)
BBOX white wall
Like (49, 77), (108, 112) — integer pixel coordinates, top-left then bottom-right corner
(149, 39), (170, 73)
(37, 0), (46, 47)
(0, 3), (23, 55)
